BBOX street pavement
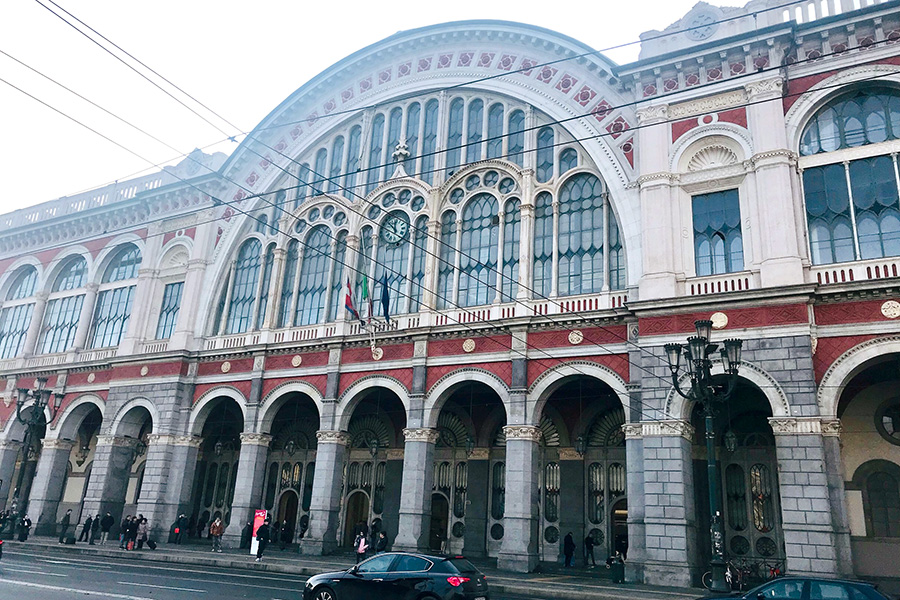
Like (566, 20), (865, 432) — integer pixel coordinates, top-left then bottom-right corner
(0, 545), (559, 600)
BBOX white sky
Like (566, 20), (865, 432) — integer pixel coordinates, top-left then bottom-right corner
(0, 0), (711, 214)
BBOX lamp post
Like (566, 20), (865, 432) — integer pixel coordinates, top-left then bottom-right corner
(13, 377), (63, 515)
(663, 320), (743, 594)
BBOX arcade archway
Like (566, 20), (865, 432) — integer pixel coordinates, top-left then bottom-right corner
(190, 398), (242, 531)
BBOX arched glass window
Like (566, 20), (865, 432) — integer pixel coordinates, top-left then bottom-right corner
(466, 99), (484, 164)
(356, 226), (374, 310)
(544, 462), (560, 523)
(327, 232), (348, 322)
(508, 110), (525, 166)
(255, 245), (275, 330)
(408, 216), (428, 313)
(375, 213), (411, 316)
(559, 148), (578, 174)
(313, 148), (328, 192)
(588, 462), (604, 524)
(804, 164), (855, 264)
(295, 226), (331, 326)
(367, 114), (385, 194)
(255, 214), (269, 235)
(406, 102), (421, 177)
(867, 470), (900, 537)
(344, 126), (361, 193)
(608, 212), (626, 290)
(39, 256), (86, 354)
(296, 163), (311, 208)
(501, 199), (521, 302)
(436, 211), (457, 309)
(421, 100), (440, 184)
(850, 156), (900, 259)
(491, 461), (505, 520)
(328, 136), (344, 193)
(559, 174), (605, 295)
(446, 98), (464, 176)
(90, 244), (142, 348)
(692, 189), (744, 276)
(800, 88), (900, 155)
(532, 192), (554, 299)
(458, 194), (499, 307)
(278, 240), (299, 328)
(536, 127), (555, 183)
(385, 108), (403, 181)
(487, 103), (504, 160)
(225, 239), (262, 334)
(0, 266), (38, 359)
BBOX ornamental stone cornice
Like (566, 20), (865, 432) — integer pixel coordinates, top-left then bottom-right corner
(768, 417), (842, 436)
(502, 425), (542, 442)
(750, 149), (798, 166)
(239, 432), (273, 446)
(315, 430), (351, 446)
(668, 90), (747, 120)
(626, 420), (694, 441)
(636, 172), (679, 187)
(0, 439), (22, 449)
(41, 438), (75, 451)
(402, 428), (441, 444)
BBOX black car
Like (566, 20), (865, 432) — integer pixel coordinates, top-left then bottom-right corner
(698, 577), (893, 600)
(303, 552), (489, 600)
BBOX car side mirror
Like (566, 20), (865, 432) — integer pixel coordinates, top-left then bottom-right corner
(757, 594), (766, 600)
(349, 565), (360, 576)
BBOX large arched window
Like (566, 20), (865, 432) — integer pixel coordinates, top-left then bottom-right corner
(406, 102), (421, 177)
(327, 232), (348, 322)
(800, 87), (900, 265)
(502, 199), (521, 302)
(255, 245), (275, 330)
(467, 99), (484, 164)
(0, 266), (38, 359)
(408, 216), (428, 313)
(458, 193), (499, 307)
(224, 239), (262, 334)
(295, 226), (332, 326)
(366, 114), (385, 194)
(446, 98), (465, 176)
(278, 240), (299, 328)
(90, 243), (142, 348)
(39, 256), (86, 354)
(421, 100), (439, 184)
(866, 470), (900, 537)
(436, 211), (457, 310)
(375, 212), (411, 316)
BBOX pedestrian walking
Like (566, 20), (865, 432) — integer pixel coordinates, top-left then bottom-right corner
(100, 512), (114, 545)
(78, 515), (93, 542)
(119, 515), (131, 549)
(240, 521), (252, 549)
(353, 532), (369, 564)
(209, 516), (224, 553)
(90, 514), (100, 545)
(18, 514), (31, 541)
(58, 509), (72, 544)
(255, 518), (271, 562)
(563, 532), (576, 567)
(584, 533), (596, 567)
(375, 531), (388, 553)
(137, 518), (149, 549)
(279, 520), (291, 550)
(175, 514), (187, 544)
(126, 515), (140, 550)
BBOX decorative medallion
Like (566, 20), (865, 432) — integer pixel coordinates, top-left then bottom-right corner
(462, 339), (476, 353)
(710, 312), (728, 330)
(140, 366), (149, 377)
(291, 355), (303, 367)
(87, 373), (96, 383)
(568, 330), (584, 345)
(881, 300), (900, 319)
(221, 361), (232, 373)
(372, 347), (384, 361)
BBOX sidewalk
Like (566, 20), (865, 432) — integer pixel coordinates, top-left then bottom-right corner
(2, 536), (701, 600)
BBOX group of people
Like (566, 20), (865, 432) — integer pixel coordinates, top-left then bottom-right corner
(351, 520), (389, 564)
(119, 514), (151, 550)
(563, 531), (626, 574)
(55, 510), (116, 545)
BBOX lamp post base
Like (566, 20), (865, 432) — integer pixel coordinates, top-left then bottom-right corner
(709, 558), (731, 593)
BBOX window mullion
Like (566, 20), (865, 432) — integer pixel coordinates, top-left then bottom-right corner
(289, 247), (305, 327)
(403, 233), (416, 315)
(892, 153), (900, 211)
(251, 246), (268, 330)
(322, 240), (338, 325)
(602, 195), (610, 292)
(844, 161), (862, 260)
(495, 208), (506, 304)
(453, 216), (463, 305)
(551, 200), (560, 298)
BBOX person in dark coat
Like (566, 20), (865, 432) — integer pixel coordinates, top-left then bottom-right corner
(563, 532), (576, 567)
(78, 515), (93, 542)
(240, 521), (252, 549)
(584, 533), (596, 567)
(100, 512), (114, 545)
(175, 514), (187, 544)
(90, 514), (100, 545)
(375, 531), (389, 553)
(120, 516), (131, 548)
(255, 518), (271, 562)
(58, 509), (72, 543)
(18, 515), (32, 541)
(279, 520), (292, 550)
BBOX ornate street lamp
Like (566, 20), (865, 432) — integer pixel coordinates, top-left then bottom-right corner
(574, 434), (587, 457)
(664, 320), (743, 594)
(464, 435), (475, 457)
(13, 377), (63, 515)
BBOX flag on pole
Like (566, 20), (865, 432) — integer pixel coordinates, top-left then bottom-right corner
(344, 278), (362, 324)
(380, 273), (391, 324)
(360, 274), (372, 325)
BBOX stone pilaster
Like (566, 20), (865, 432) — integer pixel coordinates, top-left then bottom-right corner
(498, 425), (541, 573)
(305, 430), (350, 555)
(393, 427), (440, 552)
(21, 292), (48, 357)
(72, 283), (99, 351)
(26, 438), (74, 535)
(81, 435), (140, 521)
(136, 434), (202, 540)
(223, 432), (271, 547)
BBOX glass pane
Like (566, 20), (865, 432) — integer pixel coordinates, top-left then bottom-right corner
(367, 114), (385, 194)
(725, 464), (748, 531)
(295, 227), (331, 326)
(487, 103), (504, 159)
(6, 267), (37, 300)
(446, 98), (464, 176)
(102, 244), (141, 283)
(226, 239), (262, 333)
(155, 281), (184, 339)
(457, 193), (499, 307)
(692, 189), (742, 275)
(508, 110), (525, 166)
(750, 464), (776, 533)
(53, 257), (87, 292)
(421, 100), (439, 185)
(532, 192), (553, 298)
(466, 99), (484, 164)
(536, 127), (555, 183)
(436, 212), (457, 309)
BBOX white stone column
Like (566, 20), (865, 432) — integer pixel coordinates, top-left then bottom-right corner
(21, 292), (48, 357)
(136, 434), (202, 541)
(118, 267), (158, 354)
(223, 433), (271, 547)
(262, 248), (286, 329)
(394, 427), (440, 552)
(517, 175), (535, 301)
(421, 218), (441, 312)
(26, 438), (74, 535)
(498, 425), (541, 572)
(72, 283), (99, 351)
(305, 430), (350, 555)
(81, 435), (138, 522)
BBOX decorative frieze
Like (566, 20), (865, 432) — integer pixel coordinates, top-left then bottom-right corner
(768, 417), (842, 436)
(668, 90), (746, 119)
(239, 432), (273, 446)
(402, 428), (441, 444)
(315, 430), (351, 446)
(624, 420), (695, 441)
(502, 425), (542, 443)
(96, 435), (140, 448)
(148, 434), (203, 448)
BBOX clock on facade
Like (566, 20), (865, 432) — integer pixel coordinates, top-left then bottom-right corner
(380, 212), (410, 245)
(684, 8), (719, 41)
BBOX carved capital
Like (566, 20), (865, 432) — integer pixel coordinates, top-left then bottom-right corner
(148, 434), (203, 448)
(622, 423), (644, 440)
(744, 77), (783, 100)
(41, 438), (75, 451)
(502, 425), (542, 443)
(768, 417), (840, 436)
(96, 435), (139, 448)
(402, 428), (441, 444)
(315, 430), (351, 446)
(639, 420), (695, 441)
(239, 432), (272, 446)
(636, 104), (669, 125)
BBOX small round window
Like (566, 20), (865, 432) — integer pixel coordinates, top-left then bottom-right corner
(876, 400), (900, 446)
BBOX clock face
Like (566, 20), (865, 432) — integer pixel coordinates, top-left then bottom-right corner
(380, 213), (410, 245)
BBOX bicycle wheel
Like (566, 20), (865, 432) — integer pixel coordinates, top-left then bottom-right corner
(702, 571), (713, 590)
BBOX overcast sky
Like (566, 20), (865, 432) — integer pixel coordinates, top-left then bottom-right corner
(0, 0), (716, 214)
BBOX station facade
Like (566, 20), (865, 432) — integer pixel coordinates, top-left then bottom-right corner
(1, 0), (900, 589)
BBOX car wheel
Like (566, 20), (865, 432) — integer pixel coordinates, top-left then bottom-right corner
(314, 586), (337, 600)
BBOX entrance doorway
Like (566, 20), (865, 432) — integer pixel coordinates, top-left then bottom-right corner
(430, 493), (449, 553)
(611, 498), (628, 558)
(277, 491), (299, 541)
(344, 491), (369, 547)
